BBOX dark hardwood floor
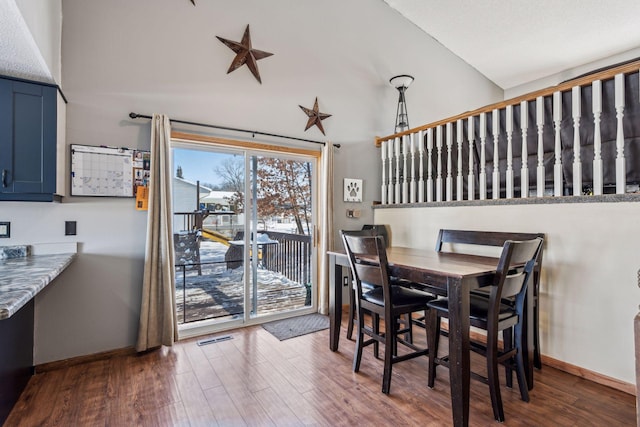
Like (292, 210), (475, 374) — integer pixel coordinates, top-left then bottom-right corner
(5, 314), (636, 426)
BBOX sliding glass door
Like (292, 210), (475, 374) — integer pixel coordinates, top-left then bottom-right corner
(247, 154), (314, 317)
(171, 141), (316, 329)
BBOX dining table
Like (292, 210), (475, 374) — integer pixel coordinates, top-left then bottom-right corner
(327, 246), (534, 427)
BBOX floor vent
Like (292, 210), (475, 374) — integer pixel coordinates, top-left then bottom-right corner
(197, 335), (233, 346)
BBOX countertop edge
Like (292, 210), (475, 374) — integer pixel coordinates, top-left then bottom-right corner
(0, 253), (76, 320)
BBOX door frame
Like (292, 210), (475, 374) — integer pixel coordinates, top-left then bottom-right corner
(170, 131), (321, 339)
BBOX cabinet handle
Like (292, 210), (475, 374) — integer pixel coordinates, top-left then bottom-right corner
(1, 169), (6, 188)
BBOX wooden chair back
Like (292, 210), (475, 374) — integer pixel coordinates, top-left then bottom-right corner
(494, 238), (543, 300)
(435, 229), (545, 292)
(341, 231), (391, 305)
(486, 238), (543, 330)
(342, 231), (387, 286)
(362, 224), (390, 247)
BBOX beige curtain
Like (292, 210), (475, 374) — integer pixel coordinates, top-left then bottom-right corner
(317, 142), (335, 314)
(136, 114), (177, 352)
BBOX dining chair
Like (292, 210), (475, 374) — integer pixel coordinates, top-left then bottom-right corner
(435, 229), (546, 371)
(341, 230), (436, 394)
(345, 227), (376, 341)
(426, 237), (543, 422)
(346, 225), (419, 343)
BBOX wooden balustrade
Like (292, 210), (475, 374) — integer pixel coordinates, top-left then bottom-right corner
(376, 60), (640, 204)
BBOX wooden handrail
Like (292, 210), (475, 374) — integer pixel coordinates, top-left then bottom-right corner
(375, 58), (640, 146)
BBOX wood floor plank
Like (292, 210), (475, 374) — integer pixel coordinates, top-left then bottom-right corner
(183, 339), (222, 390)
(175, 370), (218, 425)
(3, 369), (64, 426)
(203, 385), (247, 427)
(252, 359), (330, 425)
(213, 343), (271, 394)
(252, 387), (301, 426)
(209, 355), (275, 426)
(6, 314), (636, 426)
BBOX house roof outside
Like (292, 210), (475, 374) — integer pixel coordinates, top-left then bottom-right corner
(200, 191), (235, 207)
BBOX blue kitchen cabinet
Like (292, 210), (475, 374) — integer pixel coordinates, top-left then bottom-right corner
(0, 76), (58, 201)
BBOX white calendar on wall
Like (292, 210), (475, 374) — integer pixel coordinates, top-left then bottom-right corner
(70, 144), (148, 197)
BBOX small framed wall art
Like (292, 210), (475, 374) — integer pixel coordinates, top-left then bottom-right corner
(344, 178), (363, 202)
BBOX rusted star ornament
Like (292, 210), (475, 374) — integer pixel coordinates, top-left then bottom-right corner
(216, 25), (273, 84)
(299, 98), (331, 135)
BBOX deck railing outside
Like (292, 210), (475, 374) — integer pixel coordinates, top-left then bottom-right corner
(230, 230), (312, 286)
(174, 227), (311, 324)
(377, 60), (640, 204)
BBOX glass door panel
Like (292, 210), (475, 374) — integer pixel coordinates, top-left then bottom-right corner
(172, 147), (246, 325)
(247, 154), (315, 318)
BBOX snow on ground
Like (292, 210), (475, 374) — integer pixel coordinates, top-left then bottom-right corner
(175, 240), (308, 324)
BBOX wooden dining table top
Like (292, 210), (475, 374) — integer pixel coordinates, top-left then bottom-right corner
(329, 246), (501, 280)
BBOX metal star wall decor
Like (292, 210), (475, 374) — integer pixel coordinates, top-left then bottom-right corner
(299, 97), (332, 135)
(216, 25), (273, 84)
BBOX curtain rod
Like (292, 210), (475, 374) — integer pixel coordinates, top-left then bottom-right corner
(128, 112), (340, 148)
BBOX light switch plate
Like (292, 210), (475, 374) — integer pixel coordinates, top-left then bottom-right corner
(346, 209), (361, 218)
(0, 222), (10, 238)
(65, 221), (77, 236)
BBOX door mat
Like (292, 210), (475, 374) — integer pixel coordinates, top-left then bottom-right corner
(262, 313), (329, 341)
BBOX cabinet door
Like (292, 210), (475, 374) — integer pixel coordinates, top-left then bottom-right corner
(0, 78), (57, 200)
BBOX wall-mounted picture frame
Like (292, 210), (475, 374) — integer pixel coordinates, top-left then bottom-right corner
(344, 178), (363, 202)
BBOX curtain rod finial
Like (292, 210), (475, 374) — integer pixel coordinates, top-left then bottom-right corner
(129, 112), (138, 119)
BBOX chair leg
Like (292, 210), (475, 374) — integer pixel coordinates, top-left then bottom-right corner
(382, 314), (395, 394)
(353, 307), (365, 373)
(372, 313), (380, 359)
(404, 313), (413, 343)
(503, 327), (514, 388)
(486, 328), (505, 422)
(392, 317), (400, 356)
(347, 289), (355, 341)
(533, 299), (542, 369)
(427, 309), (440, 388)
(514, 320), (530, 402)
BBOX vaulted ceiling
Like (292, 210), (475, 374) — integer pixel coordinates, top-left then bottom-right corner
(383, 0), (640, 90)
(0, 1), (53, 83)
(3, 1), (640, 91)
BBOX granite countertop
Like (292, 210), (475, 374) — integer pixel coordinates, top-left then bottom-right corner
(0, 250), (76, 320)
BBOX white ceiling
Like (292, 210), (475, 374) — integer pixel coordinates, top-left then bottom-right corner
(0, 1), (52, 83)
(4, 1), (640, 92)
(383, 0), (640, 90)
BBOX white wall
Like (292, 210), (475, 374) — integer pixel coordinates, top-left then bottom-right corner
(4, 199), (146, 363)
(1, 0), (501, 364)
(375, 202), (640, 385)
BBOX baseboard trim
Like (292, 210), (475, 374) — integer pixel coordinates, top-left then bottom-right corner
(34, 347), (136, 373)
(466, 329), (635, 396)
(541, 354), (635, 396)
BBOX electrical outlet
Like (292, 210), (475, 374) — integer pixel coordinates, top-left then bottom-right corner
(346, 209), (362, 218)
(343, 276), (349, 287)
(0, 222), (9, 238)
